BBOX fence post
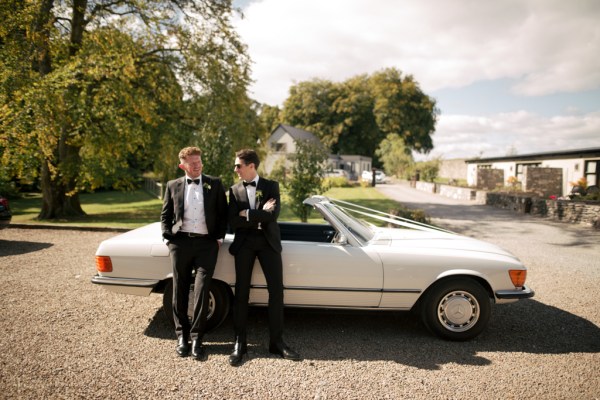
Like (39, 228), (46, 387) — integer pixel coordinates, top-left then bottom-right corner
(143, 177), (163, 199)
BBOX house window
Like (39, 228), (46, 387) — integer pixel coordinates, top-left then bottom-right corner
(272, 143), (287, 152)
(516, 163), (541, 182)
(585, 160), (599, 186)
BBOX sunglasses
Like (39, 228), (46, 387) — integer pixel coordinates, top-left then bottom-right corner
(234, 163), (244, 169)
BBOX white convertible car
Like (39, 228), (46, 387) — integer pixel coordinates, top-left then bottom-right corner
(92, 196), (533, 341)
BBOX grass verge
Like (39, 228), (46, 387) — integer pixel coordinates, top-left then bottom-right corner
(10, 191), (163, 229)
(10, 186), (425, 229)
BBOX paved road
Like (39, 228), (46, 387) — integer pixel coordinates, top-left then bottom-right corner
(377, 180), (600, 246)
(377, 181), (544, 231)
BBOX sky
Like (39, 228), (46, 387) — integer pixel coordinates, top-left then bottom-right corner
(231, 0), (600, 160)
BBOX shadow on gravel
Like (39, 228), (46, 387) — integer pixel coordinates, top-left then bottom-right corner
(143, 299), (599, 370)
(0, 239), (53, 257)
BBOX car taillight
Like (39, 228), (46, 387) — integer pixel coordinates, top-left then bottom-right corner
(509, 270), (526, 288)
(96, 256), (113, 272)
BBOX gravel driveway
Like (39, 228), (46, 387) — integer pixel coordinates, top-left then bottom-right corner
(1, 186), (599, 399)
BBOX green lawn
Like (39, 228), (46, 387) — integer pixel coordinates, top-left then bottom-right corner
(280, 186), (412, 225)
(10, 186), (420, 229)
(11, 191), (163, 229)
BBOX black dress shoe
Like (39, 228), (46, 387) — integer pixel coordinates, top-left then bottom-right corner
(191, 339), (207, 360)
(176, 337), (190, 357)
(229, 341), (248, 366)
(269, 342), (301, 361)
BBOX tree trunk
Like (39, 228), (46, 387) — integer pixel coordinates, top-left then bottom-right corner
(33, 0), (86, 220)
(31, 0), (54, 75)
(38, 134), (85, 219)
(39, 163), (85, 219)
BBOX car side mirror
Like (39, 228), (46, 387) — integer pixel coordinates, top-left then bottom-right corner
(336, 234), (348, 245)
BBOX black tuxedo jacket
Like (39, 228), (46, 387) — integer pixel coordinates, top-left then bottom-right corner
(228, 177), (282, 255)
(160, 174), (228, 240)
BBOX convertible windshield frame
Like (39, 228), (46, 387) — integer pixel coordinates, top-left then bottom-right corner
(304, 196), (453, 244)
(320, 202), (375, 245)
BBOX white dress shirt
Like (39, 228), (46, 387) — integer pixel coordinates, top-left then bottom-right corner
(245, 176), (260, 210)
(244, 176), (260, 223)
(181, 176), (209, 234)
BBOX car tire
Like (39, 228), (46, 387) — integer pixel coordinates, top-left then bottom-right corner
(421, 278), (491, 341)
(162, 279), (231, 332)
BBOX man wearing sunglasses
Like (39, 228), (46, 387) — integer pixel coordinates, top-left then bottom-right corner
(227, 148), (300, 366)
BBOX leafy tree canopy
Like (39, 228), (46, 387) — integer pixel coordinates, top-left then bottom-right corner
(0, 0), (254, 218)
(281, 68), (439, 166)
(375, 133), (414, 178)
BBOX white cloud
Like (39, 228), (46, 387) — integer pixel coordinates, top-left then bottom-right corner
(234, 0), (600, 105)
(234, 0), (600, 160)
(418, 111), (600, 160)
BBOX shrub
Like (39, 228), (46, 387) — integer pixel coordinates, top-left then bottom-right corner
(388, 207), (430, 225)
(323, 177), (351, 188)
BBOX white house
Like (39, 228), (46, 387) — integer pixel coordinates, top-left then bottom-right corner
(264, 124), (372, 180)
(465, 147), (600, 196)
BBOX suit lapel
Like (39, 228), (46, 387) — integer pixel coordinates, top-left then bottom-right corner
(235, 182), (250, 208)
(255, 178), (267, 209)
(171, 177), (185, 233)
(175, 177), (185, 214)
(202, 174), (211, 216)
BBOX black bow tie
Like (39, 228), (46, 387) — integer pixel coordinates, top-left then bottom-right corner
(187, 178), (200, 185)
(243, 181), (256, 187)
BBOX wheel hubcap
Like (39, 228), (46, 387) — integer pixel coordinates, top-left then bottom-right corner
(187, 289), (215, 320)
(437, 290), (480, 332)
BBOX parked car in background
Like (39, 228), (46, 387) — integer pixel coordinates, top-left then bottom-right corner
(362, 169), (388, 184)
(0, 195), (12, 229)
(93, 196), (533, 341)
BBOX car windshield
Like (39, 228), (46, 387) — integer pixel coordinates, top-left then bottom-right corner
(322, 203), (375, 243)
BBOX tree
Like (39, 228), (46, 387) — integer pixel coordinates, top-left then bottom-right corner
(258, 104), (283, 136)
(331, 76), (379, 157)
(281, 79), (342, 148)
(414, 159), (441, 182)
(286, 139), (329, 222)
(281, 68), (438, 166)
(375, 133), (414, 178)
(0, 0), (251, 218)
(369, 69), (437, 154)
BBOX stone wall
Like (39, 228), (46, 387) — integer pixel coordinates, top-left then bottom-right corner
(438, 185), (477, 201)
(486, 193), (599, 228)
(531, 199), (600, 228)
(410, 179), (599, 228)
(415, 181), (436, 193)
(523, 167), (562, 198)
(414, 182), (487, 203)
(485, 192), (534, 213)
(477, 169), (504, 191)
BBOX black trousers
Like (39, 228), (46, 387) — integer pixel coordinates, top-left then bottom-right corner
(168, 234), (219, 341)
(233, 232), (284, 345)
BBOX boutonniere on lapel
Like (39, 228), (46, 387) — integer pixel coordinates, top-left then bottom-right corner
(203, 182), (211, 192)
(255, 189), (263, 203)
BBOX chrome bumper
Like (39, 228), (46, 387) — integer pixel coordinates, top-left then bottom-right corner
(495, 285), (535, 300)
(91, 275), (160, 296)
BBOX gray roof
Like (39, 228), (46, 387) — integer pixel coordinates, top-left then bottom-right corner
(465, 147), (600, 163)
(268, 124), (320, 144)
